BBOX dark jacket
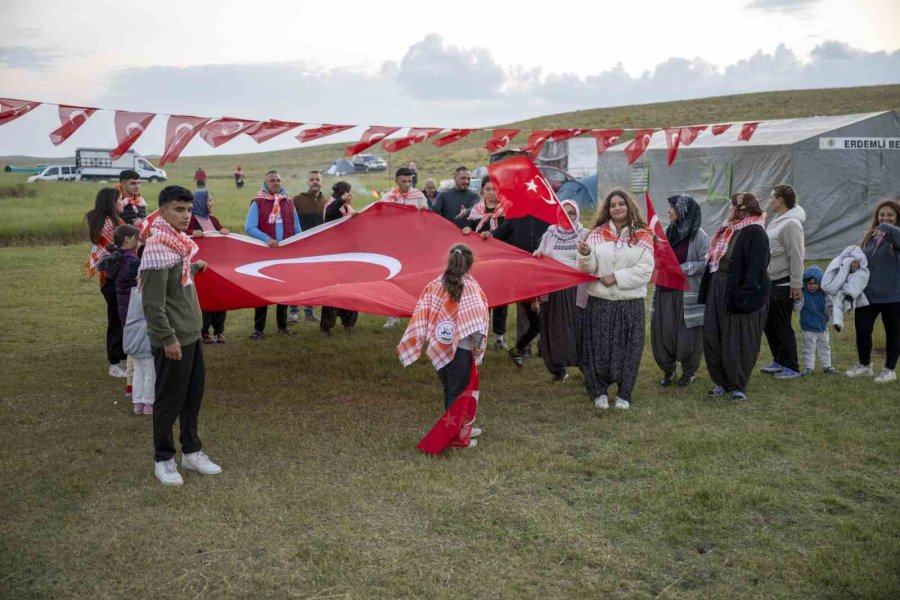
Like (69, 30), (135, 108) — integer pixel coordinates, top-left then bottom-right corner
(324, 198), (347, 223)
(698, 224), (771, 314)
(491, 215), (550, 254)
(862, 223), (900, 303)
(97, 248), (141, 323)
(431, 187), (480, 228)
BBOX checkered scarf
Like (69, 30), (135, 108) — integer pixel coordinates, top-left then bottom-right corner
(585, 222), (654, 252)
(255, 189), (289, 224)
(138, 217), (198, 287)
(468, 200), (503, 232)
(382, 187), (427, 209)
(85, 217), (117, 283)
(397, 274), (490, 370)
(706, 214), (766, 273)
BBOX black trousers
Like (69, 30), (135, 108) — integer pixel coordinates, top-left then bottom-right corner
(101, 282), (126, 365)
(492, 305), (508, 336)
(763, 283), (799, 371)
(321, 306), (358, 331)
(254, 304), (287, 332)
(437, 348), (473, 410)
(152, 341), (205, 462)
(856, 301), (900, 370)
(515, 301), (541, 352)
(202, 311), (227, 336)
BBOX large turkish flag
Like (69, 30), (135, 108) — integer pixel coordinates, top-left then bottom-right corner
(193, 202), (593, 315)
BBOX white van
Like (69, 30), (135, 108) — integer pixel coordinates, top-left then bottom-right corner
(27, 165), (78, 182)
(75, 148), (167, 182)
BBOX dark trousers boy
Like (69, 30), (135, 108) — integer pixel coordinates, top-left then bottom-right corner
(152, 341), (205, 461)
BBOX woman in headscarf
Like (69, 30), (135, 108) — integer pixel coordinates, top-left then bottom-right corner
(698, 192), (770, 401)
(533, 200), (587, 382)
(651, 194), (709, 387)
(189, 190), (230, 343)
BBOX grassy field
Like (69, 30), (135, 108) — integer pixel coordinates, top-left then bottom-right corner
(1, 86), (899, 597)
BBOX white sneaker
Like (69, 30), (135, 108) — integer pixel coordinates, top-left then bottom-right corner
(154, 458), (183, 486)
(108, 364), (127, 378)
(288, 313), (300, 323)
(594, 395), (609, 410)
(181, 451), (222, 475)
(874, 368), (897, 384)
(470, 427), (482, 438)
(467, 439), (478, 448)
(614, 397), (630, 410)
(383, 317), (399, 329)
(845, 364), (874, 378)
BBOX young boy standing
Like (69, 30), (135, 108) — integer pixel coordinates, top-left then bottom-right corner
(141, 185), (221, 486)
(799, 265), (836, 376)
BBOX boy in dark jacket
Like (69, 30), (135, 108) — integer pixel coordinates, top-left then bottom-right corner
(799, 265), (836, 375)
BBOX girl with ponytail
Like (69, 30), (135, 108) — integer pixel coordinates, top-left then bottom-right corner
(397, 244), (490, 454)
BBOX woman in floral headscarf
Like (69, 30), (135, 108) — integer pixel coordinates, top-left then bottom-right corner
(650, 194), (709, 388)
(698, 192), (770, 401)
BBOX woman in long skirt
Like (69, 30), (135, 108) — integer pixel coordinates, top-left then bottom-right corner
(651, 194), (709, 387)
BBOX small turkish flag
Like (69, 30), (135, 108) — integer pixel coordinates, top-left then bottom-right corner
(589, 129), (624, 156)
(488, 156), (573, 229)
(244, 119), (303, 143)
(645, 190), (688, 291)
(484, 128), (520, 152)
(679, 125), (707, 146)
(664, 128), (681, 167)
(159, 115), (210, 166)
(432, 128), (475, 148)
(110, 111), (156, 159)
(382, 127), (443, 152)
(548, 128), (586, 143)
(199, 117), (259, 147)
(524, 129), (554, 158)
(711, 124), (731, 136)
(0, 98), (41, 127)
(739, 122), (761, 141)
(623, 129), (656, 165)
(296, 124), (355, 143)
(417, 361), (479, 455)
(344, 126), (400, 157)
(49, 105), (97, 145)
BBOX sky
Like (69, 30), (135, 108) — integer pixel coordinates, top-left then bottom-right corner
(0, 0), (898, 158)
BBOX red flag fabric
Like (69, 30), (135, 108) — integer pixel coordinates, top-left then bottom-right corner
(296, 124), (355, 143)
(159, 115), (210, 166)
(664, 128), (681, 167)
(49, 105), (97, 145)
(191, 202), (592, 315)
(739, 122), (761, 141)
(523, 129), (554, 157)
(588, 129), (624, 156)
(488, 156), (573, 229)
(344, 126), (401, 157)
(199, 117), (259, 147)
(432, 128), (476, 147)
(645, 190), (688, 291)
(678, 125), (707, 146)
(711, 124), (731, 136)
(548, 128), (586, 143)
(417, 360), (479, 454)
(245, 119), (303, 143)
(484, 128), (520, 152)
(110, 111), (156, 159)
(0, 98), (41, 127)
(382, 127), (443, 152)
(623, 129), (656, 165)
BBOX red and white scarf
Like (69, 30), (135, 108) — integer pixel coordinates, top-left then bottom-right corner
(85, 217), (117, 282)
(139, 217), (199, 287)
(468, 201), (503, 232)
(706, 214), (766, 273)
(382, 187), (427, 209)
(585, 222), (654, 252)
(255, 190), (288, 224)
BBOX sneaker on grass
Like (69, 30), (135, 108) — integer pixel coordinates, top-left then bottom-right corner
(132, 403), (143, 415)
(845, 364), (873, 378)
(155, 459), (183, 486)
(288, 313), (300, 323)
(108, 363), (127, 378)
(181, 451), (222, 475)
(760, 362), (783, 375)
(142, 404), (153, 415)
(383, 317), (399, 329)
(594, 395), (609, 410)
(774, 367), (802, 380)
(801, 368), (814, 377)
(614, 397), (630, 410)
(708, 386), (726, 397)
(731, 390), (748, 400)
(823, 366), (837, 374)
(874, 368), (896, 384)
(470, 427), (482, 438)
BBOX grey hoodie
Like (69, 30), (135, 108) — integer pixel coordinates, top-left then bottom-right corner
(766, 205), (806, 288)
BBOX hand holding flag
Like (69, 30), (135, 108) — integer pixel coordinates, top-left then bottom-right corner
(645, 189), (688, 291)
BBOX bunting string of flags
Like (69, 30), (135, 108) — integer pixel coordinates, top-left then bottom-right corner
(0, 96), (765, 166)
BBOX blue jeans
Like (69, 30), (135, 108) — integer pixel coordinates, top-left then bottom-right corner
(289, 306), (314, 317)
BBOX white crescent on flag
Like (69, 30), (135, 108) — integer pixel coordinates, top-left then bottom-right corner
(235, 253), (403, 282)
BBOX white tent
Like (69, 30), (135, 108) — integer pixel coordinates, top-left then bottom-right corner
(597, 111), (900, 258)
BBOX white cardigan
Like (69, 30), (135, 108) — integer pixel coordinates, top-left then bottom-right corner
(576, 226), (655, 301)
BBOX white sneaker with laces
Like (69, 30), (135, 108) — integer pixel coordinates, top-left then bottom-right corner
(874, 368), (896, 384)
(108, 364), (127, 378)
(594, 395), (609, 410)
(845, 364), (874, 378)
(155, 458), (183, 486)
(470, 427), (482, 438)
(181, 451), (222, 475)
(467, 439), (478, 448)
(383, 317), (399, 329)
(614, 397), (630, 410)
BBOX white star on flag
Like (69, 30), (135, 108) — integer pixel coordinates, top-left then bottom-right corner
(525, 178), (538, 193)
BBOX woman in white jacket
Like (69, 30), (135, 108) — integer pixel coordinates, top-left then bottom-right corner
(577, 189), (655, 410)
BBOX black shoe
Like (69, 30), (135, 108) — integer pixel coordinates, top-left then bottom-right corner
(660, 372), (675, 387)
(508, 348), (524, 368)
(677, 374), (697, 387)
(520, 346), (532, 359)
(278, 328), (294, 336)
(249, 331), (264, 341)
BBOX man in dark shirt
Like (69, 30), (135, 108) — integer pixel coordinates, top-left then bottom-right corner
(431, 166), (479, 228)
(290, 170), (326, 323)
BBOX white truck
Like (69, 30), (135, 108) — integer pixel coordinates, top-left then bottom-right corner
(75, 148), (167, 182)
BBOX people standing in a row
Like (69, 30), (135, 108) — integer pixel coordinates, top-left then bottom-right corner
(431, 167), (479, 228)
(320, 181), (360, 336)
(245, 170), (301, 340)
(290, 170), (327, 324)
(761, 184), (805, 379)
(189, 189), (230, 344)
(651, 194), (709, 388)
(699, 193), (770, 401)
(846, 199), (900, 383)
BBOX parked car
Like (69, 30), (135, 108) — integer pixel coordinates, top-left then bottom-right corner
(27, 165), (78, 182)
(352, 154), (388, 173)
(75, 148), (167, 182)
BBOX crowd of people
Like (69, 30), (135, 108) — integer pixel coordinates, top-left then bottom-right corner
(84, 164), (900, 473)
